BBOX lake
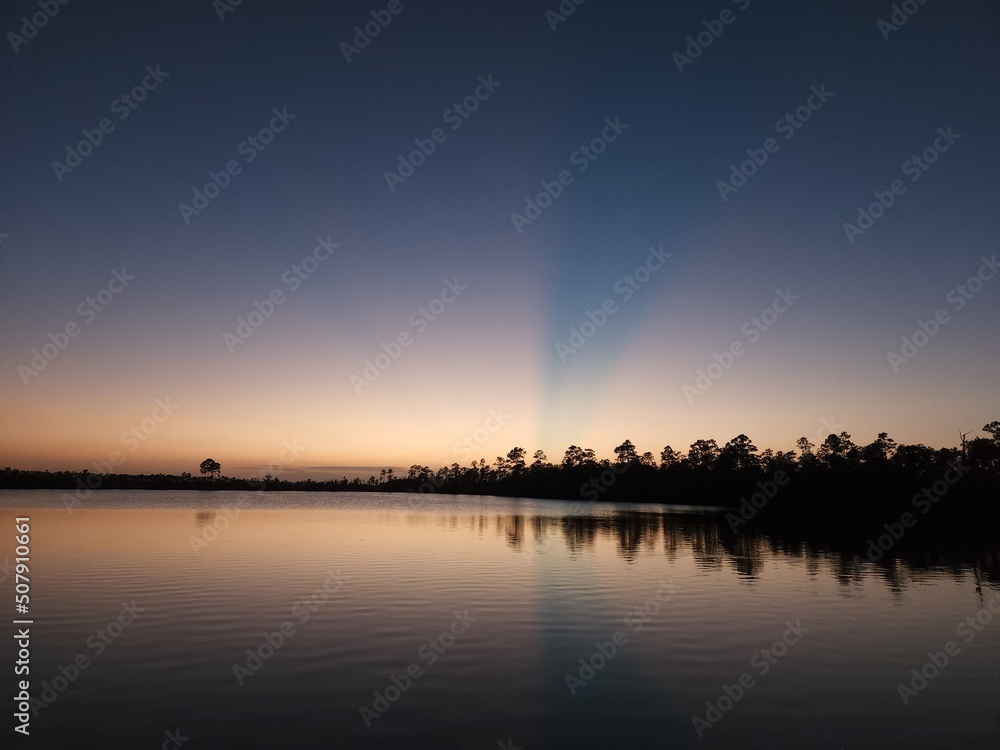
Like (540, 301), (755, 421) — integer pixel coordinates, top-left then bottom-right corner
(2, 490), (998, 749)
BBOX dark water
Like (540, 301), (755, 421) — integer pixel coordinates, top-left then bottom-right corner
(1, 490), (998, 749)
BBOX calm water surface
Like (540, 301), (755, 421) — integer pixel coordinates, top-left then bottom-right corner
(1, 490), (998, 749)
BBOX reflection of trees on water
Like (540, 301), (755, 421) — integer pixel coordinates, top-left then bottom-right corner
(305, 505), (999, 592)
(492, 510), (1000, 591)
(728, 535), (762, 578)
(530, 515), (545, 547)
(560, 516), (598, 555)
(610, 512), (661, 562)
(500, 514), (525, 551)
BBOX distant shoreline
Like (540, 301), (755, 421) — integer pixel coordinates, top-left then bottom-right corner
(3, 444), (999, 531)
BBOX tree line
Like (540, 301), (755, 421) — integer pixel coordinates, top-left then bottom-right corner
(3, 423), (998, 521)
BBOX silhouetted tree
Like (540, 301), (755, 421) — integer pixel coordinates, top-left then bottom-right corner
(968, 437), (1000, 471)
(764, 450), (796, 474)
(817, 432), (857, 468)
(562, 445), (585, 468)
(407, 465), (431, 482)
(861, 432), (897, 464)
(660, 445), (683, 468)
(475, 458), (489, 480)
(718, 434), (759, 472)
(613, 439), (639, 465)
(531, 450), (549, 470)
(891, 444), (935, 472)
(563, 445), (597, 468)
(687, 439), (720, 470)
(494, 455), (511, 478)
(199, 458), (221, 480)
(507, 447), (527, 475)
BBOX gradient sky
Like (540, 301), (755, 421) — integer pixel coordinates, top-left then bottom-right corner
(2, 0), (998, 478)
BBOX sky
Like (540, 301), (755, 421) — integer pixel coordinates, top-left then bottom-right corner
(1, 0), (998, 479)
